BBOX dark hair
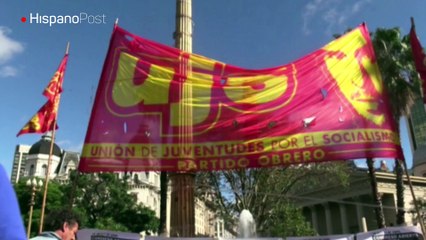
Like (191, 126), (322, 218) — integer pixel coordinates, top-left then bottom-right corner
(44, 209), (80, 231)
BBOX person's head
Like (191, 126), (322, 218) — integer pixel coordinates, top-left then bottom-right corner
(45, 209), (80, 240)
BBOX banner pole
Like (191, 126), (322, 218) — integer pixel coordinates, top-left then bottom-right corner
(400, 159), (426, 235)
(114, 18), (119, 30)
(38, 119), (58, 233)
(39, 43), (69, 233)
(65, 42), (70, 55)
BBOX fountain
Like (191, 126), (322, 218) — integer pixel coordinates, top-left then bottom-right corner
(239, 209), (256, 238)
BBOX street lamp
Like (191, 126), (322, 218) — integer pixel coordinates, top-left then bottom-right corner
(26, 178), (43, 238)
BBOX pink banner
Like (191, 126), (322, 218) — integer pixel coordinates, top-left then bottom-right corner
(79, 24), (403, 172)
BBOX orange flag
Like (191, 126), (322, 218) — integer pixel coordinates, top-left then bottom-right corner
(17, 100), (58, 136)
(43, 54), (68, 101)
(17, 54), (68, 136)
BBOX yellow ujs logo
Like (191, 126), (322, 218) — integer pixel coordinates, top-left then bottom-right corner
(107, 51), (297, 134)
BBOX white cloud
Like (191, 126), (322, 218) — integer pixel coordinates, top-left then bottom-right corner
(302, 0), (329, 35)
(302, 0), (372, 35)
(0, 65), (18, 77)
(352, 0), (371, 14)
(0, 26), (24, 77)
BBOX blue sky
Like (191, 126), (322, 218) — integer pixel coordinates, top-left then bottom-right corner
(0, 0), (425, 176)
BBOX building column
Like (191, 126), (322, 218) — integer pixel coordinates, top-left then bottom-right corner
(221, 220), (225, 237)
(339, 203), (349, 233)
(16, 152), (24, 183)
(310, 206), (319, 232)
(216, 219), (224, 238)
(356, 201), (364, 232)
(216, 219), (220, 238)
(323, 203), (333, 235)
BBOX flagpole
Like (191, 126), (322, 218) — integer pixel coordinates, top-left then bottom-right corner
(38, 111), (58, 234)
(38, 43), (69, 233)
(65, 42), (70, 56)
(400, 159), (426, 235)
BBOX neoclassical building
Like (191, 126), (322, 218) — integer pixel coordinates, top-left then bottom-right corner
(299, 166), (426, 235)
(11, 135), (79, 182)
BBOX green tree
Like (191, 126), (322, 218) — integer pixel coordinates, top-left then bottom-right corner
(196, 162), (351, 237)
(15, 172), (159, 235)
(263, 201), (316, 237)
(14, 178), (64, 237)
(94, 217), (129, 232)
(372, 27), (421, 225)
(62, 171), (159, 234)
(117, 205), (159, 234)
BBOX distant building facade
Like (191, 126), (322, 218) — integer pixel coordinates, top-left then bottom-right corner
(195, 197), (215, 236)
(10, 144), (31, 183)
(410, 98), (426, 177)
(128, 171), (161, 218)
(409, 99), (426, 150)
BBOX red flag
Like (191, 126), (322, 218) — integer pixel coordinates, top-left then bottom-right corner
(17, 54), (67, 136)
(43, 54), (68, 102)
(410, 23), (426, 103)
(16, 100), (58, 136)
